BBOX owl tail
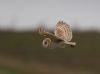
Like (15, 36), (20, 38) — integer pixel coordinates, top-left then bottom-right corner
(64, 41), (76, 46)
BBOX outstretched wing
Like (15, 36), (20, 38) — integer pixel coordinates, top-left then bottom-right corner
(54, 21), (72, 41)
(38, 26), (63, 41)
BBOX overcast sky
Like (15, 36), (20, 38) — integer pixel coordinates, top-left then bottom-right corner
(0, 0), (100, 31)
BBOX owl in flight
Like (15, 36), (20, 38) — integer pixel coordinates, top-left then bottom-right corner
(38, 21), (76, 49)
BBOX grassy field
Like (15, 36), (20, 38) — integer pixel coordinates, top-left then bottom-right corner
(0, 31), (100, 74)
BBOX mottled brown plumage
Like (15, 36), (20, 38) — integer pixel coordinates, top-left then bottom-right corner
(38, 21), (76, 49)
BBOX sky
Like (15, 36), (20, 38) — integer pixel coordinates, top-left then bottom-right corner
(0, 0), (100, 31)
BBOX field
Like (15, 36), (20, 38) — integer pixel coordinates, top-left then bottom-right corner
(0, 31), (100, 74)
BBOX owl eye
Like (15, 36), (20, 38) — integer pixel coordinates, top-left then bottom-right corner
(42, 38), (51, 48)
(44, 41), (47, 45)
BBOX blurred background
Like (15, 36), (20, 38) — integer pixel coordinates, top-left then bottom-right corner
(0, 0), (100, 74)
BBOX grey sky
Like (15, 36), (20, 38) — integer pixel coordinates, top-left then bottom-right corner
(0, 0), (100, 31)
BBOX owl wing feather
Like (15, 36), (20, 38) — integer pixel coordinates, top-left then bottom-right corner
(38, 27), (63, 41)
(54, 21), (72, 41)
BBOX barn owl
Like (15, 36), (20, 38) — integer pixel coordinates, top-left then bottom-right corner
(38, 21), (76, 49)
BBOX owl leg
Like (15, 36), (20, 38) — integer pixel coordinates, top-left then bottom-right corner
(59, 42), (66, 48)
